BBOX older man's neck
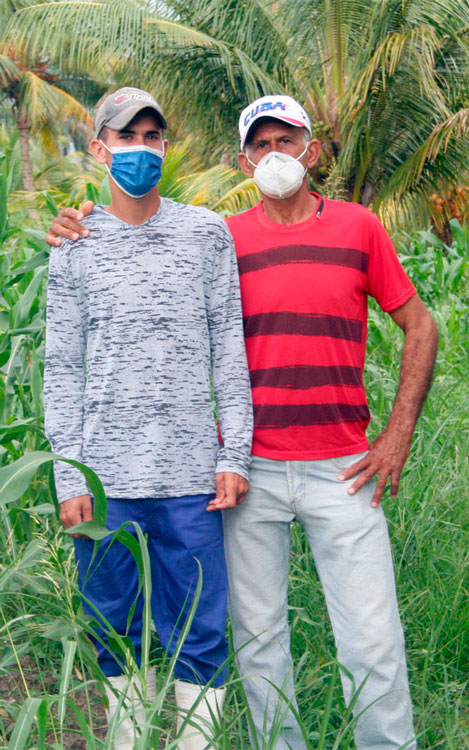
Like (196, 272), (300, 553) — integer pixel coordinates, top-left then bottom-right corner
(262, 187), (318, 226)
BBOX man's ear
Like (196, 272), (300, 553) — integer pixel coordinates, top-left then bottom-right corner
(238, 151), (254, 178)
(306, 139), (321, 169)
(89, 138), (108, 164)
(162, 139), (169, 159)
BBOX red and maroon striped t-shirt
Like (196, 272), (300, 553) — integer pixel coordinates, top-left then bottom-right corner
(226, 195), (416, 460)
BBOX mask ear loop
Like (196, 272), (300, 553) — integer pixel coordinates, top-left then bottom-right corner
(246, 153), (258, 169)
(98, 140), (115, 187)
(296, 145), (308, 161)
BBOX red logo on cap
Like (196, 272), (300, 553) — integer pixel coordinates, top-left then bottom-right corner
(115, 94), (126, 104)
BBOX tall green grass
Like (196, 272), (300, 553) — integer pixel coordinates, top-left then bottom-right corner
(0, 148), (467, 748)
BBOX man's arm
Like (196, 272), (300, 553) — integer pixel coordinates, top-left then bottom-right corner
(44, 244), (92, 531)
(339, 294), (438, 507)
(46, 200), (94, 246)
(206, 222), (253, 511)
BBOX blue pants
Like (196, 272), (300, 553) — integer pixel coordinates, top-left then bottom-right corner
(74, 494), (228, 686)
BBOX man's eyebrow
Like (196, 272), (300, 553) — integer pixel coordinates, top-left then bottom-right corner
(118, 127), (162, 135)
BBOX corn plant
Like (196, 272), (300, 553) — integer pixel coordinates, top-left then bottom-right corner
(0, 151), (468, 747)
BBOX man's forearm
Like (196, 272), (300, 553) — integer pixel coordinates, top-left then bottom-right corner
(209, 227), (253, 478)
(386, 300), (438, 442)
(44, 248), (88, 503)
(340, 295), (438, 505)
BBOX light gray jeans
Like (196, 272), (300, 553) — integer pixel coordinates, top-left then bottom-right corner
(223, 454), (417, 750)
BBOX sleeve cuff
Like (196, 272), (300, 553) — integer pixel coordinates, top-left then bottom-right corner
(215, 457), (251, 482)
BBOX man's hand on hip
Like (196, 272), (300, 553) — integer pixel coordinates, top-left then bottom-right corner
(207, 472), (249, 511)
(59, 494), (93, 537)
(46, 200), (95, 246)
(338, 429), (411, 508)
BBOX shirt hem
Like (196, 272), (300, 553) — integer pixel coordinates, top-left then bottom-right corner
(251, 440), (370, 461)
(58, 483), (218, 504)
(102, 484), (217, 499)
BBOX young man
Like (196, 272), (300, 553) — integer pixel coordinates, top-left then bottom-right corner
(43, 87), (253, 750)
(47, 94), (438, 750)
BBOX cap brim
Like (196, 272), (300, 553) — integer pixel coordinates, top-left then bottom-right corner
(241, 113), (310, 148)
(97, 104), (167, 136)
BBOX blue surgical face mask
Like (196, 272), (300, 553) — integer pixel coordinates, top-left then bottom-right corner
(100, 142), (165, 198)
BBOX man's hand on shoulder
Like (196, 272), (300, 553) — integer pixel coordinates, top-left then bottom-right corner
(207, 472), (249, 511)
(59, 494), (93, 537)
(338, 429), (411, 508)
(46, 200), (95, 247)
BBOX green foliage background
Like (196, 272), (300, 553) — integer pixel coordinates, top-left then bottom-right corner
(0, 144), (467, 747)
(0, 0), (468, 746)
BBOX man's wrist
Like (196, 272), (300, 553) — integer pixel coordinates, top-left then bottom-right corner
(215, 464), (249, 481)
(58, 490), (90, 504)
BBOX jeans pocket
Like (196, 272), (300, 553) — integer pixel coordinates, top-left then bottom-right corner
(330, 451), (368, 471)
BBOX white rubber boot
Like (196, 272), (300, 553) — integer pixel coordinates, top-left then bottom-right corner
(175, 679), (226, 750)
(146, 666), (157, 703)
(104, 669), (157, 749)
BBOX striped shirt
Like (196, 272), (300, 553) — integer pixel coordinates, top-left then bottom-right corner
(44, 199), (253, 503)
(226, 195), (415, 460)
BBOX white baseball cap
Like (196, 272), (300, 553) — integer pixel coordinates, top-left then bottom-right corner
(239, 95), (312, 149)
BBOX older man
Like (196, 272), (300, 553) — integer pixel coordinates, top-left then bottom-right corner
(221, 95), (437, 750)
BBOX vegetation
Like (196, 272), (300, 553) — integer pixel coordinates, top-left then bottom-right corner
(0, 0), (95, 197)
(0, 143), (467, 746)
(3, 0), (469, 231)
(0, 0), (467, 747)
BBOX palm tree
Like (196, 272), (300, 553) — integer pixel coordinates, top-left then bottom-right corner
(4, 0), (469, 230)
(0, 1), (94, 197)
(285, 0), (469, 227)
(3, 0), (290, 161)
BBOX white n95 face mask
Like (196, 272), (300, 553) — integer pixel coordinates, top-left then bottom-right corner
(247, 146), (308, 200)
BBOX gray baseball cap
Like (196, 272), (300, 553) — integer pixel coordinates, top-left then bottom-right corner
(94, 87), (167, 137)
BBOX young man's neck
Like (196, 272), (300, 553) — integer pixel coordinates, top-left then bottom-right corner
(261, 184), (318, 225)
(105, 183), (161, 225)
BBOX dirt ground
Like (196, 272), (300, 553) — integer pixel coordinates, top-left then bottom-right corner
(0, 656), (107, 749)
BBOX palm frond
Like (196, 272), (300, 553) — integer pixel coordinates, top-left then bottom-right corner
(0, 53), (21, 86)
(426, 108), (469, 160)
(348, 25), (446, 119)
(375, 120), (469, 208)
(19, 71), (93, 134)
(210, 177), (261, 217)
(4, 0), (289, 158)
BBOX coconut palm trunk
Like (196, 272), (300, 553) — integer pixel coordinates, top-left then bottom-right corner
(17, 105), (35, 193)
(15, 99), (40, 221)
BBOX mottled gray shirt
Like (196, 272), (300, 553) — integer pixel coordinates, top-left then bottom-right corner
(44, 199), (253, 503)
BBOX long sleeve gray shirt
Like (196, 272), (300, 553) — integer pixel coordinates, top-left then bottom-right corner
(44, 199), (253, 503)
